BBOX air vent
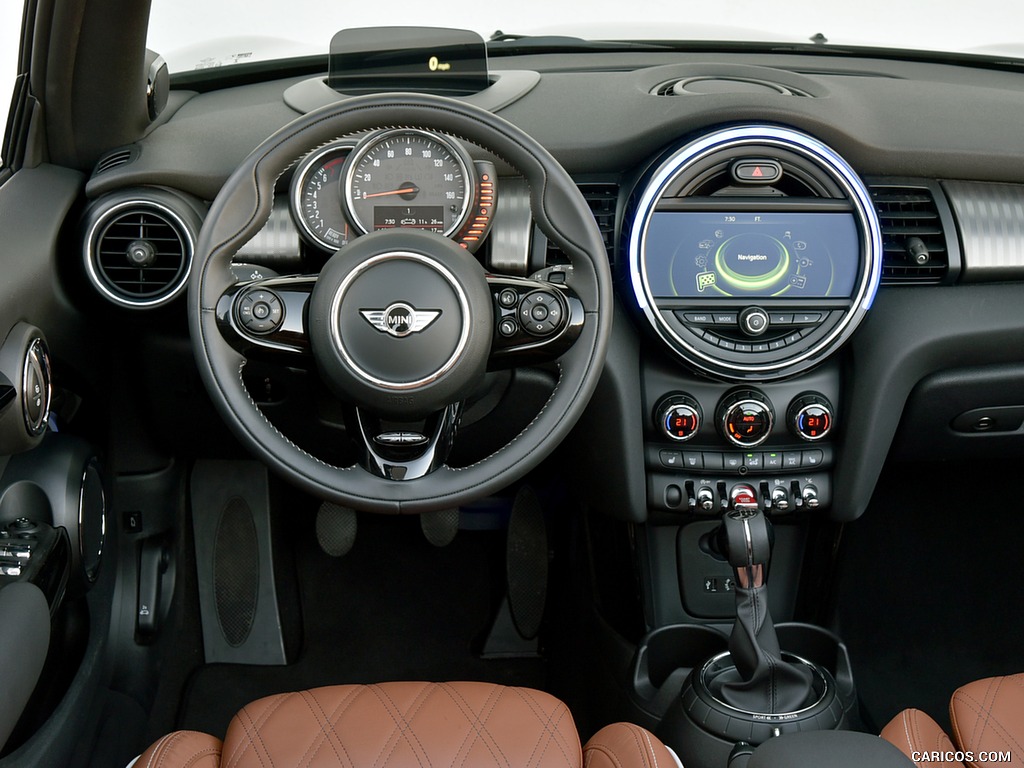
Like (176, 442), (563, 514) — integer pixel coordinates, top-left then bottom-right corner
(871, 185), (949, 285)
(85, 196), (196, 309)
(92, 146), (138, 176)
(546, 183), (618, 265)
(652, 77), (810, 97)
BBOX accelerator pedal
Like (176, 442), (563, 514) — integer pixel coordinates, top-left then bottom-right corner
(482, 486), (548, 658)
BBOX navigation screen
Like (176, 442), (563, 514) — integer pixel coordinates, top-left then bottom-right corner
(644, 212), (860, 299)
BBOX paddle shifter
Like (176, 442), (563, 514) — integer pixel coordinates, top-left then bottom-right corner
(713, 507), (814, 713)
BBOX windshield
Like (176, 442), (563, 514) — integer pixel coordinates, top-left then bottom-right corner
(148, 0), (1024, 74)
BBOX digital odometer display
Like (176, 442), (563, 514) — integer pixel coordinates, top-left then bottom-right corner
(373, 206), (445, 230)
(644, 212), (859, 299)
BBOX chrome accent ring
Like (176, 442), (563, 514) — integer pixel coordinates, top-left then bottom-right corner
(699, 650), (832, 718)
(793, 402), (833, 441)
(78, 458), (106, 584)
(627, 125), (883, 378)
(21, 338), (52, 437)
(329, 251), (471, 390)
(720, 398), (775, 448)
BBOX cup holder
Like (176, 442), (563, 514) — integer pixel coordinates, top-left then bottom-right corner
(630, 622), (857, 768)
(630, 623), (729, 719)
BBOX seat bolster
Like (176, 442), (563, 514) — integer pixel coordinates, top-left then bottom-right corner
(950, 674), (1024, 768)
(133, 730), (222, 768)
(583, 723), (681, 768)
(880, 709), (963, 768)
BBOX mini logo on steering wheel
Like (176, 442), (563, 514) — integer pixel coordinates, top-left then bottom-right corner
(360, 303), (441, 338)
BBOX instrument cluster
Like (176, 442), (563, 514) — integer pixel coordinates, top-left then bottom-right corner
(289, 128), (495, 254)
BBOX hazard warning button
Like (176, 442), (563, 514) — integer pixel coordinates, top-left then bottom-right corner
(731, 159), (783, 184)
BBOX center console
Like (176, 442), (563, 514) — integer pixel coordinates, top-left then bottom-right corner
(616, 124), (883, 767)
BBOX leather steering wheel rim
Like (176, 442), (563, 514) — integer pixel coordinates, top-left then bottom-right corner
(189, 93), (612, 513)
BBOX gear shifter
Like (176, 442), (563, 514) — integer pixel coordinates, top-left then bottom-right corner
(713, 508), (814, 713)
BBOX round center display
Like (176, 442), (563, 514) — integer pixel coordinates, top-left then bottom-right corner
(330, 253), (468, 389)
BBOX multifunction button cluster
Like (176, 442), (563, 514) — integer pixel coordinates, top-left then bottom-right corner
(495, 285), (567, 340)
(235, 288), (285, 335)
(676, 308), (833, 353)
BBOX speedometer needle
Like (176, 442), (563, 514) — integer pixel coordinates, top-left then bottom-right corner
(362, 185), (420, 199)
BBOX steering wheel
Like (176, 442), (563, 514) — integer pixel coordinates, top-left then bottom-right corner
(188, 93), (612, 513)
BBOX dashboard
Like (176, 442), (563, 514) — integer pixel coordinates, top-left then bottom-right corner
(68, 49), (1024, 523)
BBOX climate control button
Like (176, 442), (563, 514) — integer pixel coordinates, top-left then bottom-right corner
(656, 394), (703, 442)
(718, 390), (775, 447)
(788, 394), (834, 441)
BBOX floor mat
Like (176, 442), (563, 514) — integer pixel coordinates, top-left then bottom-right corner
(836, 460), (1024, 734)
(177, 513), (544, 737)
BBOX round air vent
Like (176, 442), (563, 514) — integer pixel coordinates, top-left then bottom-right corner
(83, 189), (202, 309)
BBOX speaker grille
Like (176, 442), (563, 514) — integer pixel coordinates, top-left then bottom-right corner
(213, 497), (259, 647)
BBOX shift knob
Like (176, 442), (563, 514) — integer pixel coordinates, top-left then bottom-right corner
(720, 508), (772, 568)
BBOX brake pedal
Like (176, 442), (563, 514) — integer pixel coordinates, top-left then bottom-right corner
(420, 508), (459, 547)
(316, 502), (357, 557)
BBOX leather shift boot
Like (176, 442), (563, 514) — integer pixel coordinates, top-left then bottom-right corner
(716, 583), (814, 713)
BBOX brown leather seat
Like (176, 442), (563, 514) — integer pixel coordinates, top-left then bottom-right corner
(881, 673), (1024, 768)
(134, 681), (679, 768)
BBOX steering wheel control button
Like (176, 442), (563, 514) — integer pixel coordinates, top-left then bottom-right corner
(237, 289), (284, 335)
(498, 288), (518, 308)
(788, 393), (834, 441)
(656, 394), (703, 442)
(719, 390), (775, 447)
(498, 319), (518, 338)
(519, 291), (563, 337)
(739, 307), (770, 337)
(731, 159), (783, 184)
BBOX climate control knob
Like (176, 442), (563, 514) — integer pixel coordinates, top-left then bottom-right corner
(656, 394), (703, 442)
(788, 393), (834, 441)
(718, 390), (774, 448)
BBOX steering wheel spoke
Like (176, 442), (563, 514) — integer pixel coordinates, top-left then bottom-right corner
(486, 271), (586, 368)
(215, 275), (317, 356)
(353, 402), (462, 481)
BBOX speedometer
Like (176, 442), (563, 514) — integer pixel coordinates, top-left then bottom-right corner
(290, 141), (356, 251)
(344, 129), (473, 237)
